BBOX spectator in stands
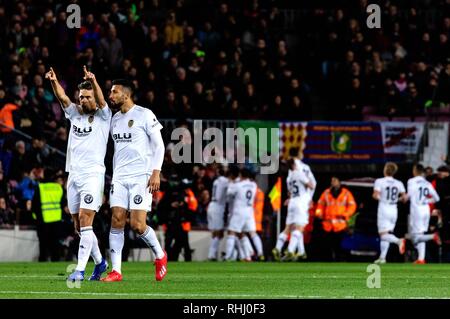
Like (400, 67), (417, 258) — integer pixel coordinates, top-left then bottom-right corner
(0, 195), (14, 226)
(98, 25), (123, 75)
(9, 140), (28, 182)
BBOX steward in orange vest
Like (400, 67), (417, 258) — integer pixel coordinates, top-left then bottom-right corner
(315, 177), (357, 233)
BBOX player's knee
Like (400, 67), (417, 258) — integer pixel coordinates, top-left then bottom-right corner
(130, 220), (146, 234)
(79, 214), (92, 227)
(111, 213), (126, 228)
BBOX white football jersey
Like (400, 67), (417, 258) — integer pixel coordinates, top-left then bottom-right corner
(64, 103), (112, 174)
(227, 179), (257, 212)
(407, 176), (440, 208)
(287, 169), (310, 199)
(111, 105), (163, 179)
(374, 177), (406, 206)
(211, 176), (229, 206)
(293, 159), (316, 198)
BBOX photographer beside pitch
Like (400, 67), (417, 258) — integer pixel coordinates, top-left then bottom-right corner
(46, 66), (110, 281)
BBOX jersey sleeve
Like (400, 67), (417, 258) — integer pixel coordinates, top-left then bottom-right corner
(373, 179), (382, 192)
(226, 182), (237, 199)
(98, 103), (112, 121)
(294, 170), (309, 185)
(398, 181), (406, 194)
(429, 183), (440, 203)
(144, 110), (163, 135)
(63, 103), (79, 120)
(406, 179), (413, 195)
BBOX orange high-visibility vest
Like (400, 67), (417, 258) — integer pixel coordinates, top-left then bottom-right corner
(0, 103), (18, 133)
(181, 188), (198, 232)
(253, 187), (264, 232)
(315, 187), (356, 232)
(185, 188), (198, 211)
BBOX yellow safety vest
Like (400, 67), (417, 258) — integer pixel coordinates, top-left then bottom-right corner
(38, 183), (63, 223)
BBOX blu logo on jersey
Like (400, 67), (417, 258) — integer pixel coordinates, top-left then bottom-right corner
(113, 133), (132, 142)
(73, 125), (92, 136)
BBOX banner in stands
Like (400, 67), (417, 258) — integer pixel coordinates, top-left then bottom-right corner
(380, 122), (425, 154)
(301, 122), (384, 163)
(279, 122), (307, 160)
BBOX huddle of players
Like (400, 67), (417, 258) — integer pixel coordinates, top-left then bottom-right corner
(207, 165), (265, 261)
(207, 149), (317, 262)
(373, 162), (441, 264)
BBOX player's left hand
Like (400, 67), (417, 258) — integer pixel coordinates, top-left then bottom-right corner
(83, 65), (96, 82)
(148, 171), (160, 193)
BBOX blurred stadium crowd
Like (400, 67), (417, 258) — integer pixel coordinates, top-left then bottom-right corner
(0, 0), (450, 261)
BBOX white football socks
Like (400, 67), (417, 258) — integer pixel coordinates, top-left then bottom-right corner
(75, 226), (94, 272)
(109, 228), (124, 274)
(138, 226), (164, 259)
(288, 230), (301, 253)
(276, 232), (288, 251)
(416, 242), (426, 260)
(208, 237), (220, 260)
(225, 235), (236, 260)
(379, 240), (390, 260)
(90, 231), (102, 265)
(251, 234), (263, 257)
(297, 231), (305, 255)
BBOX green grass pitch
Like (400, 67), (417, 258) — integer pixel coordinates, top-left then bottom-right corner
(0, 262), (449, 299)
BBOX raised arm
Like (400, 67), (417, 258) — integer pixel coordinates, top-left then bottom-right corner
(45, 67), (72, 108)
(83, 65), (106, 108)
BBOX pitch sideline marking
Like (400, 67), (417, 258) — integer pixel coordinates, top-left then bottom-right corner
(0, 291), (450, 299)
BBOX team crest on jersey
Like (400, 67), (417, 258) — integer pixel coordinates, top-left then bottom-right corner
(134, 195), (143, 204)
(88, 115), (94, 123)
(84, 194), (93, 204)
(128, 120), (134, 127)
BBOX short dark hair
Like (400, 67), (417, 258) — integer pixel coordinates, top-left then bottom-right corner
(287, 158), (296, 170)
(227, 165), (240, 178)
(240, 168), (252, 179)
(437, 165), (450, 173)
(112, 79), (134, 93)
(414, 164), (425, 174)
(78, 81), (93, 90)
(289, 147), (300, 158)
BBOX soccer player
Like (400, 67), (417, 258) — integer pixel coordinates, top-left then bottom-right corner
(373, 162), (407, 264)
(46, 66), (109, 281)
(207, 165), (229, 260)
(241, 170), (264, 261)
(102, 79), (167, 282)
(290, 147), (317, 201)
(407, 164), (441, 264)
(273, 158), (314, 261)
(224, 168), (257, 261)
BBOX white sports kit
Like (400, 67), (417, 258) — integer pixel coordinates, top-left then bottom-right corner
(407, 176), (440, 234)
(286, 169), (311, 226)
(227, 179), (257, 233)
(207, 176), (229, 231)
(110, 105), (163, 211)
(64, 103), (111, 214)
(374, 177), (406, 233)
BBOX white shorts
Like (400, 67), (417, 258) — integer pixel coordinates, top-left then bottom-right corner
(286, 197), (309, 226)
(110, 174), (152, 211)
(377, 205), (398, 233)
(408, 206), (430, 234)
(67, 172), (104, 215)
(242, 213), (257, 233)
(228, 207), (254, 233)
(207, 202), (226, 231)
